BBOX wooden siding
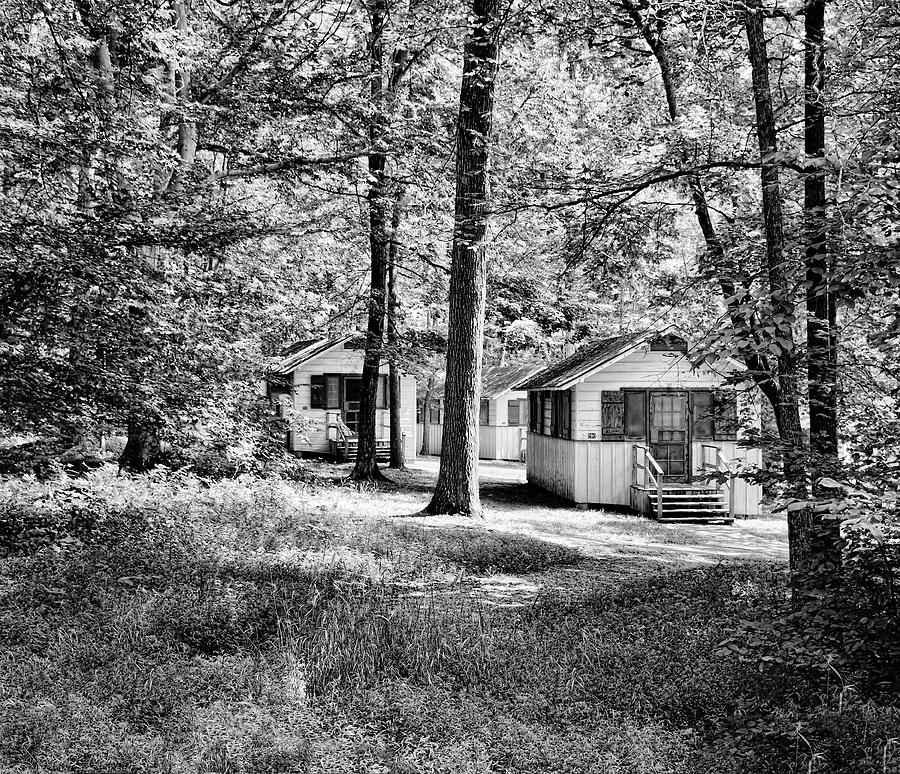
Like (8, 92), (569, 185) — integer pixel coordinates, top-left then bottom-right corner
(527, 434), (762, 515)
(572, 348), (750, 441)
(289, 344), (416, 462)
(416, 423), (526, 461)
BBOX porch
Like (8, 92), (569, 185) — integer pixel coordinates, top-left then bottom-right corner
(630, 444), (735, 523)
(325, 410), (398, 462)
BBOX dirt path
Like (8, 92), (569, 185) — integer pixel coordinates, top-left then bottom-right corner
(408, 456), (789, 567)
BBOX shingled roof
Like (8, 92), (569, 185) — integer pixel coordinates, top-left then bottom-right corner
(481, 361), (545, 399)
(516, 329), (674, 391)
(274, 335), (353, 375)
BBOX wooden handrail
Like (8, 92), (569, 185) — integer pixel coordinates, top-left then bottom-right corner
(632, 444), (664, 520)
(701, 444), (736, 520)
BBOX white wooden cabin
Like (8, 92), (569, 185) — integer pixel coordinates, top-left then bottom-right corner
(269, 336), (416, 464)
(517, 330), (762, 521)
(417, 362), (544, 461)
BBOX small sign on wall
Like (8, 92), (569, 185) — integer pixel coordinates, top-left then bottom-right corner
(586, 432), (597, 439)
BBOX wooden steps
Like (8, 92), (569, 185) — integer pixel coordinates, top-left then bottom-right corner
(329, 438), (391, 462)
(636, 485), (733, 524)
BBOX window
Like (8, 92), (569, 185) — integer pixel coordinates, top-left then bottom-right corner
(602, 390), (647, 440)
(552, 390), (572, 439)
(649, 334), (688, 352)
(714, 390), (739, 440)
(691, 389), (738, 440)
(508, 399), (527, 426)
(310, 375), (326, 408)
(479, 399), (490, 425)
(624, 391), (646, 439)
(691, 391), (715, 440)
(528, 392), (540, 432)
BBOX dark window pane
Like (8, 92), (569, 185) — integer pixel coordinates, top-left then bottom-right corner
(692, 391), (715, 440)
(480, 399), (490, 425)
(310, 376), (326, 409)
(624, 391), (646, 439)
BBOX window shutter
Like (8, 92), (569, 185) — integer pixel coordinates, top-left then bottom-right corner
(691, 391), (715, 440)
(310, 376), (326, 408)
(601, 391), (625, 440)
(479, 399), (490, 426)
(507, 400), (520, 426)
(561, 390), (572, 438)
(714, 390), (739, 440)
(624, 391), (646, 439)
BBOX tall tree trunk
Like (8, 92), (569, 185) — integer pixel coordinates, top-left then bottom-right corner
(352, 0), (390, 481)
(425, 0), (500, 517)
(743, 3), (805, 487)
(387, 186), (405, 468)
(804, 0), (838, 470)
(621, 0), (779, 410)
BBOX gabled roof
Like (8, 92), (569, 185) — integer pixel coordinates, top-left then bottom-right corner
(517, 328), (684, 391)
(274, 335), (354, 375)
(481, 361), (545, 399)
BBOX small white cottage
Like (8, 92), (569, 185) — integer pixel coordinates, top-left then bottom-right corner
(417, 361), (544, 461)
(516, 329), (762, 521)
(269, 335), (417, 463)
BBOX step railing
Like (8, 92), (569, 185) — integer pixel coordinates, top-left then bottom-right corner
(632, 444), (664, 520)
(701, 444), (735, 520)
(327, 412), (357, 459)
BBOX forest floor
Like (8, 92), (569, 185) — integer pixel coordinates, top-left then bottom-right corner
(0, 461), (895, 774)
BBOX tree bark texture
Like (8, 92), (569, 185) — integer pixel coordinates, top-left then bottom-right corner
(621, 0), (779, 410)
(804, 0), (839, 468)
(425, 0), (500, 516)
(352, 0), (390, 481)
(743, 3), (806, 490)
(388, 186), (405, 468)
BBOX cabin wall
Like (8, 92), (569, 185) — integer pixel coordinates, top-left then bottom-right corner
(572, 347), (757, 441)
(527, 435), (762, 515)
(415, 423), (526, 461)
(289, 346), (416, 462)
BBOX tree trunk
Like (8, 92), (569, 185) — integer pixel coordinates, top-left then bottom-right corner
(388, 185), (405, 468)
(804, 0), (839, 470)
(621, 0), (779, 411)
(743, 3), (806, 490)
(424, 0), (500, 517)
(119, 409), (163, 473)
(352, 0), (390, 481)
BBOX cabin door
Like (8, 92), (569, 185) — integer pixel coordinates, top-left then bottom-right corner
(343, 377), (361, 434)
(649, 391), (689, 482)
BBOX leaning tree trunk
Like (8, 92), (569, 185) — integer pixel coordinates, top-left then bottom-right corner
(352, 0), (390, 481)
(745, 2), (836, 589)
(620, 0), (779, 411)
(744, 3), (805, 483)
(425, 0), (500, 517)
(804, 0), (838, 470)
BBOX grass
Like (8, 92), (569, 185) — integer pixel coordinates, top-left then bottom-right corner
(0, 464), (896, 774)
